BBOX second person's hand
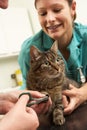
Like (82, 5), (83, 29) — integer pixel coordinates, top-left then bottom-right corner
(0, 94), (39, 130)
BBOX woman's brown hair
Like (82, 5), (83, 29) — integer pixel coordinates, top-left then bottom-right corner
(34, 0), (73, 8)
(34, 0), (76, 20)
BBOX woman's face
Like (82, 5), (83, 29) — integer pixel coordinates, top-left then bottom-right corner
(0, 0), (8, 9)
(36, 0), (76, 40)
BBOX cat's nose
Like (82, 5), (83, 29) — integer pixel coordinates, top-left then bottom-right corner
(50, 62), (59, 71)
(53, 65), (59, 71)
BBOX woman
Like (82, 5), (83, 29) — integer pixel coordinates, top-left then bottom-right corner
(18, 0), (87, 115)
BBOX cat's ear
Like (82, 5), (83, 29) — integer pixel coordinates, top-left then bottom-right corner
(51, 40), (58, 53)
(30, 45), (41, 62)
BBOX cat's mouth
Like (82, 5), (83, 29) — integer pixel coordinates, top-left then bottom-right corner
(47, 73), (63, 79)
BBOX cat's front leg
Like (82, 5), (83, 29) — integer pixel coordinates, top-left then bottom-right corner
(53, 105), (65, 125)
(53, 95), (65, 125)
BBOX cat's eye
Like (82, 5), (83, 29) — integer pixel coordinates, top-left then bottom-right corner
(56, 57), (60, 62)
(44, 61), (50, 66)
(56, 57), (63, 63)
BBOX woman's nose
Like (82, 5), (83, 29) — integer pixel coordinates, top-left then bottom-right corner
(46, 12), (56, 23)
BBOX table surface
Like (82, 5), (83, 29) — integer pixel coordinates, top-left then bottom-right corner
(38, 103), (87, 130)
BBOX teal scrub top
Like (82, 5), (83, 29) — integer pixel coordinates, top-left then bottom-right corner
(18, 22), (87, 89)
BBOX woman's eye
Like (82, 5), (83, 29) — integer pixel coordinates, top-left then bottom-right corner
(54, 9), (61, 13)
(38, 12), (47, 16)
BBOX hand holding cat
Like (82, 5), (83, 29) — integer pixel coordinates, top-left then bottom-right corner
(62, 84), (87, 115)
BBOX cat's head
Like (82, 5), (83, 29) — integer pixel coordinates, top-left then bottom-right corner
(28, 41), (65, 89)
(30, 40), (59, 62)
(29, 41), (65, 75)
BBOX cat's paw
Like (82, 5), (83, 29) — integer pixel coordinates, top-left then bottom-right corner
(41, 91), (49, 96)
(53, 115), (65, 125)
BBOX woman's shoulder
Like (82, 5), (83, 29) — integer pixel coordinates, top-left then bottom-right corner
(73, 22), (87, 43)
(21, 30), (43, 48)
(19, 29), (52, 59)
(74, 22), (87, 36)
(21, 30), (51, 49)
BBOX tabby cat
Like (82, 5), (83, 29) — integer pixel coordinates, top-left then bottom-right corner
(26, 41), (80, 125)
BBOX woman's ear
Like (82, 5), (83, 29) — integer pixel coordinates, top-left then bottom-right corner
(71, 1), (76, 20)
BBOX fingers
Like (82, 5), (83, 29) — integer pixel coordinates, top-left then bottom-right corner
(62, 90), (72, 97)
(64, 100), (75, 114)
(69, 84), (75, 89)
(62, 84), (77, 115)
(31, 97), (52, 114)
(0, 100), (14, 114)
(30, 91), (45, 98)
(26, 106), (37, 115)
(62, 95), (69, 108)
(62, 85), (76, 97)
(15, 95), (30, 110)
(62, 95), (74, 115)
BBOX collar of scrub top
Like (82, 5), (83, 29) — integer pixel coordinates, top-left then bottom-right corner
(19, 92), (49, 107)
(58, 32), (86, 84)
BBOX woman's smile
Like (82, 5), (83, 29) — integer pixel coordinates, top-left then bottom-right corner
(47, 23), (63, 33)
(47, 23), (62, 30)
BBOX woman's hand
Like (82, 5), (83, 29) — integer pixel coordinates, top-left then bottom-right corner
(62, 84), (87, 115)
(0, 95), (39, 130)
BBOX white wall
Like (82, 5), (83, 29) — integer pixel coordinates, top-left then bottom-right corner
(0, 0), (87, 90)
(76, 0), (87, 25)
(0, 0), (40, 90)
(0, 0), (35, 90)
(9, 0), (41, 33)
